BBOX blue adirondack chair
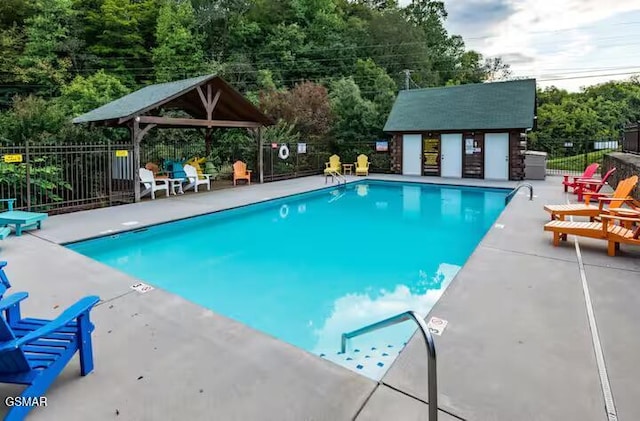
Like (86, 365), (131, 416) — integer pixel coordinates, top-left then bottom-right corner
(0, 261), (11, 298)
(0, 293), (100, 420)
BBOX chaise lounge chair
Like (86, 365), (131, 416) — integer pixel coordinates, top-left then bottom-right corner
(0, 199), (48, 237)
(544, 175), (638, 221)
(324, 155), (341, 175)
(544, 213), (640, 256)
(562, 163), (599, 192)
(355, 154), (370, 176)
(0, 290), (100, 420)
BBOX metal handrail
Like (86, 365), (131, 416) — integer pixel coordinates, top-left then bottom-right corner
(325, 170), (346, 185)
(341, 311), (438, 421)
(505, 183), (533, 204)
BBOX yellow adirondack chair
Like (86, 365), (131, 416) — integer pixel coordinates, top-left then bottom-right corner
(544, 175), (639, 221)
(233, 160), (252, 185)
(186, 157), (206, 178)
(355, 154), (370, 176)
(324, 155), (341, 175)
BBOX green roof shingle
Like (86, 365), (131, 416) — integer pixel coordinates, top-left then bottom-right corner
(72, 74), (215, 124)
(383, 79), (536, 132)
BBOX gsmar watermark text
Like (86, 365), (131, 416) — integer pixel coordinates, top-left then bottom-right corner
(5, 397), (48, 407)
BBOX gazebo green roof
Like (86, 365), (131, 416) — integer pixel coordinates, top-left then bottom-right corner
(72, 74), (272, 127)
(383, 79), (536, 132)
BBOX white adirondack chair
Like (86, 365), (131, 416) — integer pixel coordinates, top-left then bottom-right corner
(183, 164), (212, 193)
(139, 168), (169, 199)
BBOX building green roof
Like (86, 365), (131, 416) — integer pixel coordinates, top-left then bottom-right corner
(383, 79), (536, 132)
(73, 74), (215, 124)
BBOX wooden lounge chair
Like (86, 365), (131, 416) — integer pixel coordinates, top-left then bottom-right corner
(0, 290), (100, 421)
(562, 163), (599, 192)
(0, 199), (48, 237)
(544, 213), (640, 256)
(544, 175), (638, 221)
(139, 168), (170, 199)
(324, 155), (341, 175)
(574, 167), (616, 201)
(233, 161), (252, 186)
(355, 154), (370, 176)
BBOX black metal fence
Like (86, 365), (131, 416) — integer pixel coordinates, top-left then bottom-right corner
(0, 138), (392, 215)
(623, 123), (640, 154)
(262, 140), (391, 181)
(528, 138), (622, 175)
(0, 142), (135, 214)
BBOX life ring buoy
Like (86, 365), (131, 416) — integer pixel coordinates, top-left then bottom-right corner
(279, 204), (289, 219)
(278, 144), (290, 160)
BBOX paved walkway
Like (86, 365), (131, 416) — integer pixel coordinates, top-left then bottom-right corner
(0, 174), (638, 420)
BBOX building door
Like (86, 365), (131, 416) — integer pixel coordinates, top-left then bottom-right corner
(484, 133), (509, 180)
(402, 134), (422, 176)
(441, 133), (462, 178)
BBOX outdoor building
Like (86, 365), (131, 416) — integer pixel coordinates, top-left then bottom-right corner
(383, 79), (537, 181)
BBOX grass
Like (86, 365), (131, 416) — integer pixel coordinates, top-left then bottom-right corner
(545, 149), (615, 171)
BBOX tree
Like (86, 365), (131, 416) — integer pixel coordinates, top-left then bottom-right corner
(58, 70), (130, 116)
(483, 57), (512, 81)
(353, 58), (397, 120)
(329, 77), (379, 143)
(153, 0), (206, 83)
(259, 81), (333, 142)
(15, 0), (77, 96)
(87, 0), (159, 86)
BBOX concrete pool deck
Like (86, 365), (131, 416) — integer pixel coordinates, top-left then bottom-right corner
(1, 174), (638, 420)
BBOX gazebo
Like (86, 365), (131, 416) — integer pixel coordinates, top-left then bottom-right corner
(73, 74), (274, 201)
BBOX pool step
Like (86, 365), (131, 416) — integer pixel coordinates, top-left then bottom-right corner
(319, 342), (406, 380)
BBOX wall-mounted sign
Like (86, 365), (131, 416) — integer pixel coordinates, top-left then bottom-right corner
(422, 137), (440, 176)
(115, 150), (129, 157)
(3, 154), (23, 163)
(376, 141), (388, 152)
(297, 143), (307, 154)
(465, 138), (475, 155)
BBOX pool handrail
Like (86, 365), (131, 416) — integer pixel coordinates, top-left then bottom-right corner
(341, 311), (438, 421)
(505, 183), (533, 204)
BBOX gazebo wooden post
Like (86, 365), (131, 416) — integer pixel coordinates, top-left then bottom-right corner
(131, 117), (157, 203)
(131, 119), (141, 202)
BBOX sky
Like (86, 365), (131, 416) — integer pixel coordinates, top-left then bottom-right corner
(400, 0), (640, 92)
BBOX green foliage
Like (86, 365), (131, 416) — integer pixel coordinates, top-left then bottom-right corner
(0, 159), (72, 208)
(59, 70), (130, 116)
(0, 96), (67, 144)
(153, 0), (206, 82)
(531, 79), (640, 143)
(546, 149), (615, 171)
(15, 0), (76, 96)
(329, 77), (378, 143)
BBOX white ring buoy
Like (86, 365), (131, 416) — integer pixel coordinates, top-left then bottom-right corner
(279, 204), (289, 219)
(278, 144), (290, 160)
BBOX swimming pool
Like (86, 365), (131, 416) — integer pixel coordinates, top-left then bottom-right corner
(68, 180), (509, 379)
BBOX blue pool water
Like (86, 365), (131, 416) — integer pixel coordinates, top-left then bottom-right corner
(68, 181), (508, 379)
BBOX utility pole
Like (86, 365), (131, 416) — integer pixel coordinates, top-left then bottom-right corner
(403, 69), (411, 90)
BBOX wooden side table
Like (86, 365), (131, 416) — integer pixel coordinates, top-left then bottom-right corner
(342, 163), (354, 175)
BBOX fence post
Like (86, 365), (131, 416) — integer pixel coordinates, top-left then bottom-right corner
(108, 140), (113, 206)
(583, 139), (588, 172)
(25, 140), (31, 211)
